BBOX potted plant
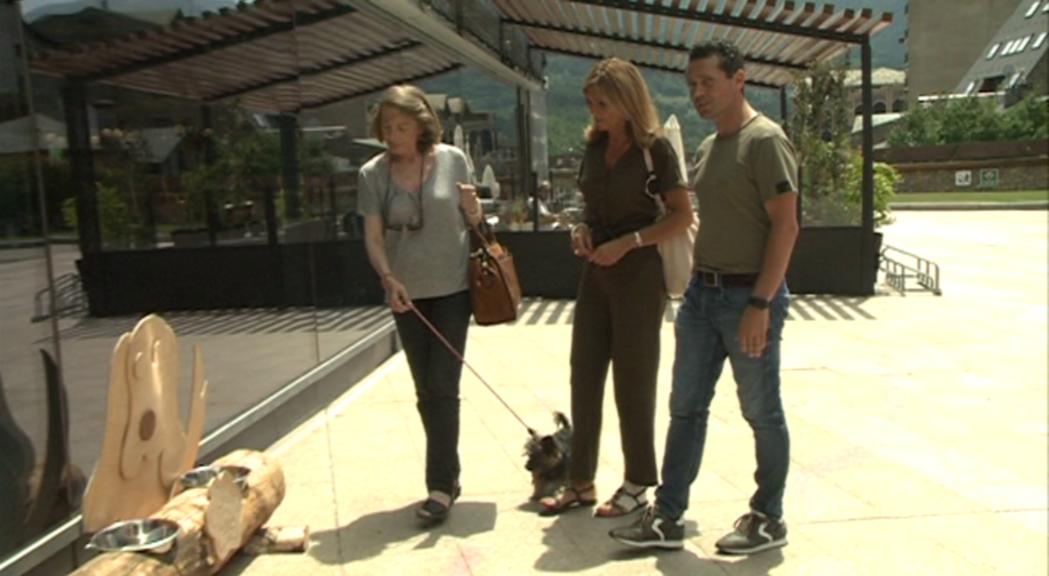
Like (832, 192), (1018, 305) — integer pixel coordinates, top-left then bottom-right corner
(791, 62), (900, 272)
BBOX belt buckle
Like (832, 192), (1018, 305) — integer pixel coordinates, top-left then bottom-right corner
(700, 271), (721, 288)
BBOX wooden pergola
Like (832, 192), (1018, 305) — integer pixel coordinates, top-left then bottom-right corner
(25, 0), (893, 305)
(485, 0), (894, 292)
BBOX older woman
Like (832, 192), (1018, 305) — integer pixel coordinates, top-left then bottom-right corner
(541, 58), (694, 518)
(357, 84), (482, 524)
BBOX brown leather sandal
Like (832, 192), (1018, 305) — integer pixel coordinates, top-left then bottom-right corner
(538, 484), (597, 517)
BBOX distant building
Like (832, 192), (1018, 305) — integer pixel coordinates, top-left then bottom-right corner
(905, 0), (1019, 107)
(952, 0), (1049, 105)
(425, 94), (498, 157)
(845, 68), (908, 114)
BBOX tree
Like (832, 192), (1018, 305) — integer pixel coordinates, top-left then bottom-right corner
(1002, 96), (1049, 140)
(888, 95), (1048, 146)
(791, 61), (898, 227)
(177, 109), (282, 227)
(938, 97), (1003, 143)
(886, 104), (941, 147)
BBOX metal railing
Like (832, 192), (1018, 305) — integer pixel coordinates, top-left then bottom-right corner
(880, 245), (942, 296)
(32, 272), (87, 323)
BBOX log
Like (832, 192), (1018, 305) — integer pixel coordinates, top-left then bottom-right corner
(243, 526), (310, 554)
(72, 450), (285, 576)
(203, 472), (242, 567)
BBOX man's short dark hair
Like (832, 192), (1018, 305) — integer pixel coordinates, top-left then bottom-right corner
(689, 40), (745, 77)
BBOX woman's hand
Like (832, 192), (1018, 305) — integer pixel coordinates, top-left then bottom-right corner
(382, 274), (412, 313)
(457, 182), (481, 224)
(588, 235), (633, 267)
(570, 223), (594, 257)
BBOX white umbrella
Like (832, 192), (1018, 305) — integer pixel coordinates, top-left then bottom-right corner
(481, 163), (500, 198)
(453, 125), (477, 182)
(663, 114), (688, 182)
(463, 137), (476, 182)
(453, 124), (465, 150)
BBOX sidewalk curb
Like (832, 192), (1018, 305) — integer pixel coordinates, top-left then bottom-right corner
(891, 201), (1048, 211)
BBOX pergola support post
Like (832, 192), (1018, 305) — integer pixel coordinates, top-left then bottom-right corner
(860, 38), (875, 294)
(62, 81), (100, 255)
(201, 105), (219, 247)
(279, 114), (301, 221)
(515, 87), (533, 206)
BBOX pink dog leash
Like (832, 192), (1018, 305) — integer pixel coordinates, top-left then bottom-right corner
(408, 303), (536, 436)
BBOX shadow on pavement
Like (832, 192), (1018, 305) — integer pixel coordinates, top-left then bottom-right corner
(311, 500), (498, 565)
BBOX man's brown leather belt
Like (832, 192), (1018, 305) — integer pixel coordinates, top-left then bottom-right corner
(696, 270), (759, 288)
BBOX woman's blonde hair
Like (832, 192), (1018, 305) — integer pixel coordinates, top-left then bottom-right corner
(369, 84), (443, 153)
(583, 58), (662, 148)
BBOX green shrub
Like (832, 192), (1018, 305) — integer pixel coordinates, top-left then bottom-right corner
(62, 182), (134, 247)
(889, 95), (1048, 146)
(844, 156), (899, 227)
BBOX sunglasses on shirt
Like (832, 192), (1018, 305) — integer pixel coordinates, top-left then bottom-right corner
(382, 160), (424, 231)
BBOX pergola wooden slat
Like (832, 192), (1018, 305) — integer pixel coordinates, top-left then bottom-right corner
(493, 0), (892, 89)
(28, 0), (466, 113)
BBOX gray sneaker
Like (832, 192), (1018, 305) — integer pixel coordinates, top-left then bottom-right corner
(715, 511), (788, 555)
(608, 506), (685, 550)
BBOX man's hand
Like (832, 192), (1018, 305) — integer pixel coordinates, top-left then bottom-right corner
(738, 306), (769, 358)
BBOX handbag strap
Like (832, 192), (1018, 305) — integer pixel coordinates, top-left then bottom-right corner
(467, 218), (498, 258)
(642, 147), (667, 213)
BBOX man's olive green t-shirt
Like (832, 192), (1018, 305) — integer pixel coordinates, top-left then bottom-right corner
(691, 114), (798, 274)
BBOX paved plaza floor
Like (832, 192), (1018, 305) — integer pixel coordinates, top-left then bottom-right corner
(218, 210), (1048, 575)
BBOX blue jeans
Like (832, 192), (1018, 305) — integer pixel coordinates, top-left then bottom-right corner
(655, 279), (791, 520)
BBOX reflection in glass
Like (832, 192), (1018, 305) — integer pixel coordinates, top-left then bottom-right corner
(4, 1), (325, 569)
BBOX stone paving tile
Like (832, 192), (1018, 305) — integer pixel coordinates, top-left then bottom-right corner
(227, 212), (1048, 576)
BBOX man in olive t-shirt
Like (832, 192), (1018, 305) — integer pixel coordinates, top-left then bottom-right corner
(611, 39), (800, 556)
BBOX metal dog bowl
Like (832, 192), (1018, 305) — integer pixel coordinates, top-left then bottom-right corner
(176, 465), (251, 492)
(86, 518), (180, 553)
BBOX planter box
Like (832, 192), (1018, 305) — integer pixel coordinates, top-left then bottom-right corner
(78, 228), (875, 316)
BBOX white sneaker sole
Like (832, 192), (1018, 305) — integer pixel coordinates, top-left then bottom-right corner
(611, 536), (684, 550)
(716, 537), (787, 555)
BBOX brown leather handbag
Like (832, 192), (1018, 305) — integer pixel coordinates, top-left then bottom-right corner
(469, 222), (522, 326)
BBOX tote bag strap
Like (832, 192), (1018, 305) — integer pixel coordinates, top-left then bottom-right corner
(642, 147), (666, 213)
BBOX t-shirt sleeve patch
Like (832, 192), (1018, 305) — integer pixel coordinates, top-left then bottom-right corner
(776, 180), (794, 194)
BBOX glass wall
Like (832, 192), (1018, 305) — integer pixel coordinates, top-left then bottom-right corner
(0, 0), (344, 570)
(1, 0), (72, 562)
(1, 0), (541, 570)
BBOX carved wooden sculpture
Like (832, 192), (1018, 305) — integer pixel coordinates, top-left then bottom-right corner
(1, 350), (84, 556)
(72, 450), (286, 576)
(0, 365), (35, 557)
(82, 314), (208, 533)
